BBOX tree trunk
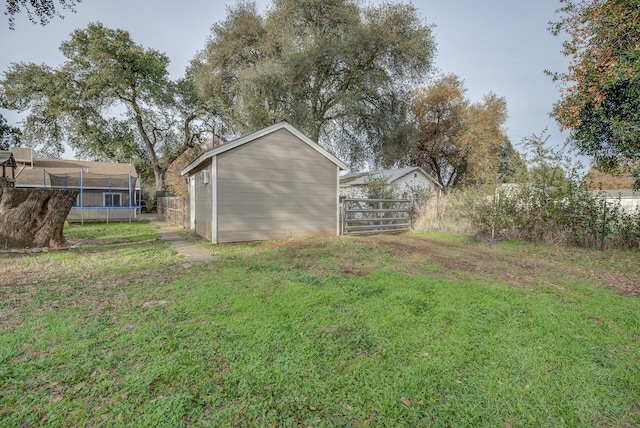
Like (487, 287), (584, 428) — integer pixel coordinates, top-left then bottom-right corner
(154, 167), (165, 194)
(0, 187), (78, 248)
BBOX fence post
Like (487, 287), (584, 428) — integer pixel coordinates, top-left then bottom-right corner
(341, 199), (345, 235)
(600, 198), (607, 251)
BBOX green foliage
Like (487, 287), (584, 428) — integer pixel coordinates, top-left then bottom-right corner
(361, 176), (399, 200)
(549, 0), (640, 187)
(0, 113), (21, 149)
(191, 0), (436, 167)
(497, 138), (527, 183)
(1, 23), (216, 191)
(400, 182), (433, 207)
(4, 0), (81, 29)
(466, 131), (640, 249)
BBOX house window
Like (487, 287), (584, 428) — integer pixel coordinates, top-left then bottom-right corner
(103, 193), (122, 207)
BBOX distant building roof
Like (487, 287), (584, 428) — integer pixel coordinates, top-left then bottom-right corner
(15, 157), (139, 189)
(340, 166), (441, 188)
(592, 189), (639, 199)
(0, 150), (16, 167)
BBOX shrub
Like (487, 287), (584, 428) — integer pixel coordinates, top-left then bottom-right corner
(415, 131), (640, 250)
(466, 132), (640, 249)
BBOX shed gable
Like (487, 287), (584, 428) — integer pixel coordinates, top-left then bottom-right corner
(216, 128), (337, 243)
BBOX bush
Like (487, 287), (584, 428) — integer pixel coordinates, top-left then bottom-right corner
(415, 131), (640, 250)
(466, 132), (640, 249)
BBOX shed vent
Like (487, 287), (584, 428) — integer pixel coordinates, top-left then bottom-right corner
(199, 169), (210, 184)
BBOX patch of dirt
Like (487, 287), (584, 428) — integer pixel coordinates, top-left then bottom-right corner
(381, 238), (477, 273)
(340, 266), (369, 277)
(404, 234), (467, 248)
(67, 238), (105, 246)
(68, 238), (160, 248)
(378, 234), (640, 296)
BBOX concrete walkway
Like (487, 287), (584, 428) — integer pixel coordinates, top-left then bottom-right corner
(153, 220), (217, 266)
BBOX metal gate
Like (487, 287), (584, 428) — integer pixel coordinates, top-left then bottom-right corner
(341, 198), (412, 235)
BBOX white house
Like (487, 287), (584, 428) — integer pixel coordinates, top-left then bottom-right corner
(339, 167), (441, 199)
(593, 189), (640, 214)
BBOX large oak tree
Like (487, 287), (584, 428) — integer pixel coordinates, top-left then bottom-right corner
(191, 0), (436, 167)
(549, 0), (640, 187)
(1, 23), (217, 192)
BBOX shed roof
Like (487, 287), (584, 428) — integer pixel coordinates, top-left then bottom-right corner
(181, 121), (348, 176)
(15, 157), (139, 188)
(340, 166), (442, 188)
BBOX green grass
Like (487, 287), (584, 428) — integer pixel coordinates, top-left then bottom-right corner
(64, 221), (160, 244)
(1, 222), (639, 427)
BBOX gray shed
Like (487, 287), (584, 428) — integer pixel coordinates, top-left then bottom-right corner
(181, 122), (347, 244)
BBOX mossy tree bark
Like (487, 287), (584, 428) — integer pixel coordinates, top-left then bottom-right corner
(0, 187), (78, 248)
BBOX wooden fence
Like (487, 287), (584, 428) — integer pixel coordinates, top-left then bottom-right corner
(157, 196), (187, 227)
(341, 198), (412, 235)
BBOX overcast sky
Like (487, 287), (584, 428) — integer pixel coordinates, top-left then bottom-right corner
(1, 0), (572, 163)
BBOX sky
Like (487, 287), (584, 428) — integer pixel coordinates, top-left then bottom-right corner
(0, 0), (573, 164)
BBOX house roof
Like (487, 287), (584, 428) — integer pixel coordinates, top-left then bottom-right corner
(14, 157), (139, 188)
(340, 166), (442, 188)
(181, 121), (348, 176)
(0, 151), (17, 168)
(592, 189), (639, 199)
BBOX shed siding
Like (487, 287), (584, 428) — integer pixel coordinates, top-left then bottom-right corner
(216, 128), (336, 243)
(193, 160), (213, 241)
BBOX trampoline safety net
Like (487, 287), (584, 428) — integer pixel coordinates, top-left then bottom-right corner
(47, 171), (137, 190)
(45, 170), (141, 209)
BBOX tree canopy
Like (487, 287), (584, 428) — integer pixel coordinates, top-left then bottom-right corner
(403, 74), (518, 191)
(191, 0), (436, 167)
(0, 113), (21, 150)
(1, 22), (217, 192)
(5, 0), (80, 29)
(585, 163), (636, 190)
(549, 0), (640, 187)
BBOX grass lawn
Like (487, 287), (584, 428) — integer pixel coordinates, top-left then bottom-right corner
(1, 221), (639, 427)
